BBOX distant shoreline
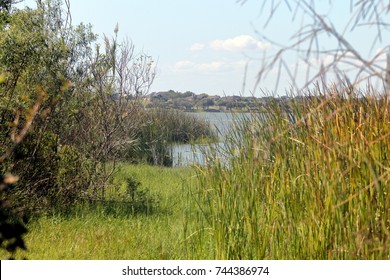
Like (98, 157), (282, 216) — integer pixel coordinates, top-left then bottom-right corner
(144, 90), (290, 112)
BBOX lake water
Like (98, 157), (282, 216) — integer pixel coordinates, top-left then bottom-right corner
(171, 112), (250, 166)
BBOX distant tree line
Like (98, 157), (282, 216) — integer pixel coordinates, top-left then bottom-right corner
(146, 90), (260, 111)
(145, 90), (310, 112)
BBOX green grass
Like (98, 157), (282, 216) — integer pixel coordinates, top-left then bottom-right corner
(1, 164), (207, 260)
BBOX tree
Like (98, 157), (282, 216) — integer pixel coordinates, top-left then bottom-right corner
(0, 0), (21, 12)
(0, 0), (157, 257)
(0, 0), (97, 212)
(68, 31), (155, 197)
(0, 1), (48, 253)
(201, 98), (214, 110)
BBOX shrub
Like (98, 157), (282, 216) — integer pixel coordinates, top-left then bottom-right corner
(9, 132), (90, 215)
(124, 175), (160, 214)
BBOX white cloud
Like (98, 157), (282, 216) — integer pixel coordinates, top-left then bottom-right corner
(189, 43), (205, 51)
(210, 35), (270, 52)
(174, 59), (247, 73)
(174, 60), (195, 70)
(197, 61), (224, 71)
(187, 35), (270, 53)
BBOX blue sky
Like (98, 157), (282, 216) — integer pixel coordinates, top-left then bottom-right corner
(18, 0), (389, 96)
(69, 0), (268, 95)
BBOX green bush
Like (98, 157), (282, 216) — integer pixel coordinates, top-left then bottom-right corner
(55, 144), (91, 202)
(124, 175), (160, 214)
(9, 132), (90, 214)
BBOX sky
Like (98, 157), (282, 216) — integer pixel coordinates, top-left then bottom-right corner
(69, 0), (270, 96)
(18, 0), (390, 96)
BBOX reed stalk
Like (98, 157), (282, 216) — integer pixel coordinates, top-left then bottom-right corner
(193, 85), (389, 259)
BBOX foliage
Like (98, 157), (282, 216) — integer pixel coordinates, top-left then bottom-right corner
(0, 174), (27, 259)
(0, 0), (86, 211)
(124, 175), (160, 214)
(126, 108), (216, 166)
(145, 108), (215, 143)
(0, 0), (158, 216)
(0, 3), (213, 246)
(193, 85), (389, 259)
(147, 90), (258, 112)
(2, 0), (387, 261)
(0, 0), (158, 256)
(9, 133), (91, 214)
(185, 0), (389, 260)
(126, 108), (174, 166)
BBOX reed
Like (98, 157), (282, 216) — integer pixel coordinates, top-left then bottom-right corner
(192, 85), (389, 259)
(126, 108), (216, 166)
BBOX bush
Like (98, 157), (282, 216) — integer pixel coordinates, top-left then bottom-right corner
(74, 175), (160, 217)
(124, 175), (160, 214)
(9, 132), (90, 215)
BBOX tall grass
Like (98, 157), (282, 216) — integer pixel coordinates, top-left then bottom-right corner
(127, 108), (216, 166)
(193, 85), (389, 259)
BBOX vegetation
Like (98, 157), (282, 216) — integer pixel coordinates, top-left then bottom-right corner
(3, 89), (388, 260)
(0, 0), (389, 260)
(192, 85), (389, 259)
(126, 108), (216, 166)
(146, 90), (259, 112)
(0, 164), (200, 259)
(0, 0), (213, 259)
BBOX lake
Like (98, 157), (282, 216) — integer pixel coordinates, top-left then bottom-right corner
(171, 112), (250, 166)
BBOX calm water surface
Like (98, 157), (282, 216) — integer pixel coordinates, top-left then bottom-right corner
(171, 112), (250, 166)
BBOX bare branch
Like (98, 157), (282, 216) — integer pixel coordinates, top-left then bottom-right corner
(247, 0), (389, 93)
